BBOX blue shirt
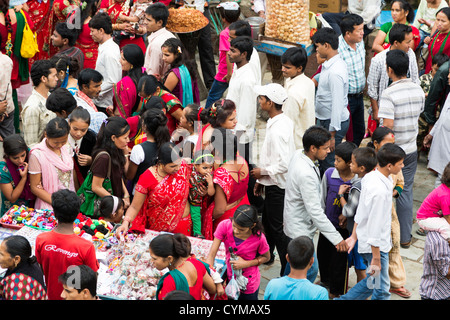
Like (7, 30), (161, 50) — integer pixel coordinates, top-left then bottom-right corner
(315, 54), (350, 132)
(264, 276), (329, 300)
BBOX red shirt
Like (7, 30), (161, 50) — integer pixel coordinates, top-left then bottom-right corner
(35, 231), (99, 300)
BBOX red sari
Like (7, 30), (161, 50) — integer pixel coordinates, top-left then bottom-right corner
(130, 161), (192, 236)
(26, 0), (52, 63)
(426, 31), (450, 74)
(75, 19), (98, 69)
(159, 91), (183, 135)
(201, 158), (250, 240)
(99, 0), (146, 54)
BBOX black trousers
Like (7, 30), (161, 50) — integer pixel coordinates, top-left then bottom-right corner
(262, 185), (290, 276)
(197, 7), (216, 89)
(239, 141), (264, 213)
(317, 227), (350, 296)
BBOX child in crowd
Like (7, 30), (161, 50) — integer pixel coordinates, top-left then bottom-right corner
(0, 134), (35, 216)
(319, 141), (358, 298)
(28, 117), (75, 210)
(264, 236), (329, 300)
(68, 107), (97, 187)
(189, 151), (215, 238)
(59, 265), (98, 300)
(205, 1), (241, 109)
(367, 126), (411, 298)
(419, 53), (449, 97)
(206, 205), (270, 300)
(35, 189), (99, 300)
(340, 147), (378, 284)
(281, 46), (316, 150)
(337, 143), (406, 300)
(127, 108), (170, 187)
(98, 195), (125, 224)
(416, 161), (450, 242)
(175, 104), (203, 157)
(161, 38), (200, 106)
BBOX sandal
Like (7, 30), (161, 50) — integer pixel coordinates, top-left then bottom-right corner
(390, 287), (411, 298)
(416, 228), (427, 236)
(400, 241), (411, 249)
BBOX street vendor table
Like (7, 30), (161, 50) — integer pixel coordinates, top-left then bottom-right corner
(254, 35), (314, 57)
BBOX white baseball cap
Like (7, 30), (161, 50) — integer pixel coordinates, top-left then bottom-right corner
(217, 2), (240, 11)
(254, 83), (288, 105)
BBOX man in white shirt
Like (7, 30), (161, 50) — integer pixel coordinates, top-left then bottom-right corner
(283, 125), (349, 283)
(228, 20), (262, 85)
(143, 3), (176, 80)
(226, 35), (262, 211)
(312, 27), (350, 174)
(281, 46), (315, 150)
(251, 83), (295, 276)
(338, 143), (406, 300)
(89, 12), (122, 113)
(21, 60), (58, 148)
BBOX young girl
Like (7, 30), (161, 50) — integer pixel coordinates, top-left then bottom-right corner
(0, 134), (35, 216)
(68, 107), (97, 188)
(416, 162), (450, 242)
(161, 38), (200, 106)
(28, 117), (75, 210)
(126, 108), (171, 186)
(98, 195), (125, 224)
(89, 116), (131, 210)
(176, 104), (205, 158)
(189, 151), (215, 238)
(51, 54), (80, 95)
(206, 205), (270, 300)
(137, 74), (183, 135)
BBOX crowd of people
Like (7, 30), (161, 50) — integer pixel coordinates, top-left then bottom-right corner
(0, 0), (449, 301)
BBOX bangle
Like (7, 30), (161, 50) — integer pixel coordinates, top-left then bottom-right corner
(337, 194), (344, 199)
(123, 215), (132, 223)
(123, 195), (130, 199)
(255, 257), (262, 266)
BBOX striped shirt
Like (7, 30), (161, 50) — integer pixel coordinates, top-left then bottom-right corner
(338, 35), (366, 94)
(367, 47), (420, 102)
(378, 78), (425, 154)
(419, 231), (450, 300)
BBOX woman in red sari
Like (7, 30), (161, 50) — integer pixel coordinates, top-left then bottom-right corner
(99, 0), (146, 54)
(116, 142), (193, 236)
(425, 7), (450, 74)
(201, 127), (250, 240)
(26, 0), (52, 62)
(72, 0), (99, 69)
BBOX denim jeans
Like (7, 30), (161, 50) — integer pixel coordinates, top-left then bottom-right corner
(317, 118), (350, 175)
(205, 79), (229, 109)
(283, 250), (319, 284)
(335, 251), (391, 300)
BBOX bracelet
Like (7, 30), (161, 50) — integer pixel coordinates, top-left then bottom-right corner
(337, 194), (345, 199)
(255, 257), (262, 266)
(123, 215), (132, 223)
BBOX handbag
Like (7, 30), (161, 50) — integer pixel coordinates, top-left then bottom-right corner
(19, 10), (39, 59)
(77, 151), (113, 217)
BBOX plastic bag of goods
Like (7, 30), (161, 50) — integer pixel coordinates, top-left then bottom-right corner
(265, 0), (311, 45)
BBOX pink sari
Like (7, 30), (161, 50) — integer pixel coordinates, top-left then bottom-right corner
(113, 75), (139, 119)
(29, 139), (75, 210)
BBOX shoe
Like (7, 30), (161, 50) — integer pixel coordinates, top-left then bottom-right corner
(390, 287), (412, 298)
(416, 228), (427, 236)
(400, 241), (412, 249)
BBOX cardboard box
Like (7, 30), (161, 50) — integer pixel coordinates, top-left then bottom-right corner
(309, 0), (343, 13)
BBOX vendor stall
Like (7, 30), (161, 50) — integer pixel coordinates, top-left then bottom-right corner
(0, 205), (225, 300)
(252, 0), (314, 56)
